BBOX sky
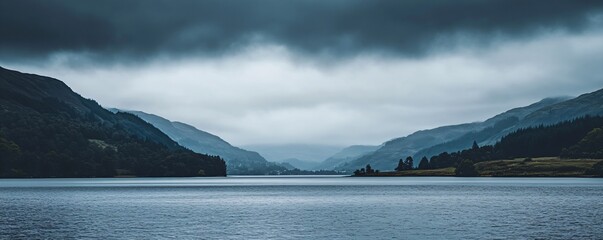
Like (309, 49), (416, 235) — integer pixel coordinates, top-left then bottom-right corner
(1, 0), (603, 147)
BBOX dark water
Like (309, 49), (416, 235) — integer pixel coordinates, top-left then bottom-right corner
(1, 176), (602, 239)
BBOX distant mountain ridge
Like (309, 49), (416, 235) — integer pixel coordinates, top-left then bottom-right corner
(113, 110), (286, 175)
(243, 144), (344, 163)
(278, 158), (319, 170)
(313, 145), (379, 170)
(338, 96), (575, 171)
(414, 89), (603, 161)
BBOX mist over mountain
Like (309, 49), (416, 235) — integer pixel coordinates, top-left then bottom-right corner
(519, 89), (603, 128)
(111, 110), (286, 175)
(313, 145), (379, 170)
(243, 144), (344, 163)
(278, 158), (319, 171)
(0, 67), (225, 177)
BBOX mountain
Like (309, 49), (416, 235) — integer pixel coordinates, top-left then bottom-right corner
(0, 66), (225, 177)
(427, 115), (603, 169)
(277, 162), (297, 170)
(338, 97), (569, 171)
(519, 88), (603, 128)
(412, 116), (520, 161)
(243, 144), (344, 163)
(112, 110), (286, 175)
(414, 89), (603, 161)
(313, 145), (379, 170)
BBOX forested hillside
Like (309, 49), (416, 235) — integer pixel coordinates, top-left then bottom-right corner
(0, 67), (226, 177)
(426, 116), (603, 169)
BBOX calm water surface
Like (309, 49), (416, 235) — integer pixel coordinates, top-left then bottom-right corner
(1, 176), (602, 239)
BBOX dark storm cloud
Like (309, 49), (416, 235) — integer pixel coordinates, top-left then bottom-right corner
(1, 0), (603, 61)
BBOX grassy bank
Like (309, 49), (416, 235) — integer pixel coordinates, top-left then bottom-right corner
(362, 167), (456, 176)
(355, 157), (602, 177)
(475, 157), (601, 177)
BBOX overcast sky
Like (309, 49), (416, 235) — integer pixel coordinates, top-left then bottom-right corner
(2, 0), (603, 146)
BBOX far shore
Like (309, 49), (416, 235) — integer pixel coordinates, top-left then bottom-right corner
(352, 157), (603, 178)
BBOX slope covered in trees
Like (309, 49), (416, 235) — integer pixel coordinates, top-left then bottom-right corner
(0, 67), (226, 177)
(415, 89), (603, 161)
(427, 116), (603, 169)
(340, 97), (569, 171)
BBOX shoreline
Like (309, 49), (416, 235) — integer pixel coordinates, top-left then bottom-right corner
(352, 157), (603, 178)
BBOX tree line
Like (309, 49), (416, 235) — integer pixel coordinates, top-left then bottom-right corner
(353, 164), (379, 176)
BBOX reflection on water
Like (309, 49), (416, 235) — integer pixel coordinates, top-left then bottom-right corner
(1, 176), (602, 239)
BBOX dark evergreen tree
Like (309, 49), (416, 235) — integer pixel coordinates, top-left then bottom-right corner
(404, 156), (414, 170)
(472, 140), (479, 150)
(430, 152), (452, 169)
(418, 156), (430, 170)
(365, 164), (374, 174)
(395, 159), (405, 171)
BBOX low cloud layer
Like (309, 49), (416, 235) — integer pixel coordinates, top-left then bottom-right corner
(2, 1), (603, 146)
(5, 29), (603, 146)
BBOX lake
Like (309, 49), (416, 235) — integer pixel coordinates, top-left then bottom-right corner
(1, 176), (602, 239)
